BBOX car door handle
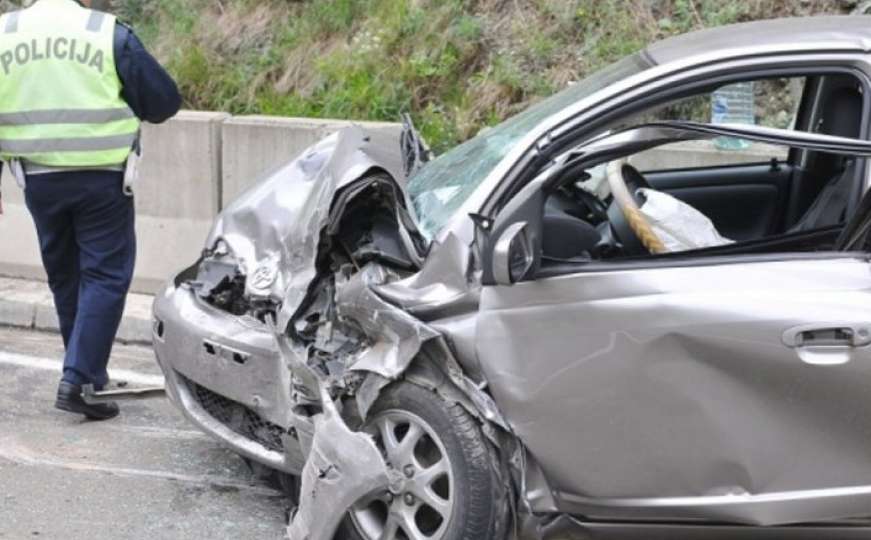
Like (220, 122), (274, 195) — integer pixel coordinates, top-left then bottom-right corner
(782, 324), (871, 348)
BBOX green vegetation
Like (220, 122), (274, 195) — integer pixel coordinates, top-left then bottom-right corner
(113, 0), (852, 152)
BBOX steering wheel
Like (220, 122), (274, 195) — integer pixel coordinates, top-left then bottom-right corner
(605, 159), (669, 254)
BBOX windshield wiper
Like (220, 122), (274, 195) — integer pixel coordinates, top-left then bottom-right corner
(400, 113), (432, 178)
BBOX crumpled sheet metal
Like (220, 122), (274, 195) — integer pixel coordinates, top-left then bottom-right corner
(331, 259), (508, 430)
(279, 253), (519, 539)
(204, 125), (407, 328)
(335, 263), (440, 379)
(272, 319), (323, 400)
(333, 241), (514, 434)
(413, 337), (510, 432)
(367, 234), (511, 431)
(374, 232), (478, 315)
(287, 384), (393, 540)
(273, 320), (393, 540)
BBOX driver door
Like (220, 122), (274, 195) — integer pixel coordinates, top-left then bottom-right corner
(475, 181), (871, 527)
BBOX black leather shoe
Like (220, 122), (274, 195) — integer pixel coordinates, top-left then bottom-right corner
(55, 381), (119, 421)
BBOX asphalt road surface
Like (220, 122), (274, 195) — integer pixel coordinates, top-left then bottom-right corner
(0, 327), (289, 540)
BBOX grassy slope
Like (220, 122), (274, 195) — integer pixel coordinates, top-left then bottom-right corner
(116, 0), (853, 152)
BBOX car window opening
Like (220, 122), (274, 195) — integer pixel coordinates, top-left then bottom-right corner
(535, 72), (869, 269)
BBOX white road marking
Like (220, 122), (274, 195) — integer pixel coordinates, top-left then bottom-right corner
(0, 435), (281, 496)
(0, 349), (281, 496)
(0, 349), (206, 439)
(0, 350), (165, 387)
(103, 423), (210, 441)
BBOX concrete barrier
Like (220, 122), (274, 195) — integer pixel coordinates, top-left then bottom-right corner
(221, 116), (398, 205)
(631, 140), (786, 171)
(0, 169), (43, 283)
(0, 111), (789, 296)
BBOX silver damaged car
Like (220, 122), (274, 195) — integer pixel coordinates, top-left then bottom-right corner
(154, 16), (871, 540)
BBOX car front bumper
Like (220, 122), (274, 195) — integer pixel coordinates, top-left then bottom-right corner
(152, 281), (304, 474)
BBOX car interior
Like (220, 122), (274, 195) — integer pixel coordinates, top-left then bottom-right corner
(538, 72), (869, 265)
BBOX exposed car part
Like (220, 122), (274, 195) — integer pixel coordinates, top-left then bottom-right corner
(287, 383), (393, 540)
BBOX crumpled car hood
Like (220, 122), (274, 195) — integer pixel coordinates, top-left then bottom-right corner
(203, 124), (424, 324)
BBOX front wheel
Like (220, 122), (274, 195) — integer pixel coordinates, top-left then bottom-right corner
(338, 382), (508, 540)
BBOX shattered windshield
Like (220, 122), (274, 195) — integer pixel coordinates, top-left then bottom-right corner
(407, 53), (652, 239)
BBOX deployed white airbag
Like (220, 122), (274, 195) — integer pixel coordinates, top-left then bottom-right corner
(637, 188), (733, 252)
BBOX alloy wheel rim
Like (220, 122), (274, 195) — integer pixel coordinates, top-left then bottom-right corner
(350, 409), (455, 540)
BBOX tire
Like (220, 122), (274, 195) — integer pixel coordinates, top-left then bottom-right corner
(337, 382), (508, 540)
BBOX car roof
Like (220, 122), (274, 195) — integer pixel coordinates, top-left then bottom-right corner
(645, 15), (871, 66)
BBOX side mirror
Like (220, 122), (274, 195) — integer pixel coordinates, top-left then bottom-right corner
(493, 221), (535, 286)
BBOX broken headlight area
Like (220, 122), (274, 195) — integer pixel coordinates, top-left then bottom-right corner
(188, 242), (279, 322)
(196, 257), (247, 315)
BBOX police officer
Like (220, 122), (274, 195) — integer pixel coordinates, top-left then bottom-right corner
(0, 0), (181, 420)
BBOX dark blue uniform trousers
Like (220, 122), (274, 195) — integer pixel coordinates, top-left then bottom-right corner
(24, 171), (136, 389)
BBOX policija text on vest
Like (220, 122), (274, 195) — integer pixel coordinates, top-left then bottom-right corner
(1, 37), (106, 75)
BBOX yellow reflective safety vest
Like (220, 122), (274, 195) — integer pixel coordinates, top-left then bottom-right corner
(0, 0), (140, 168)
